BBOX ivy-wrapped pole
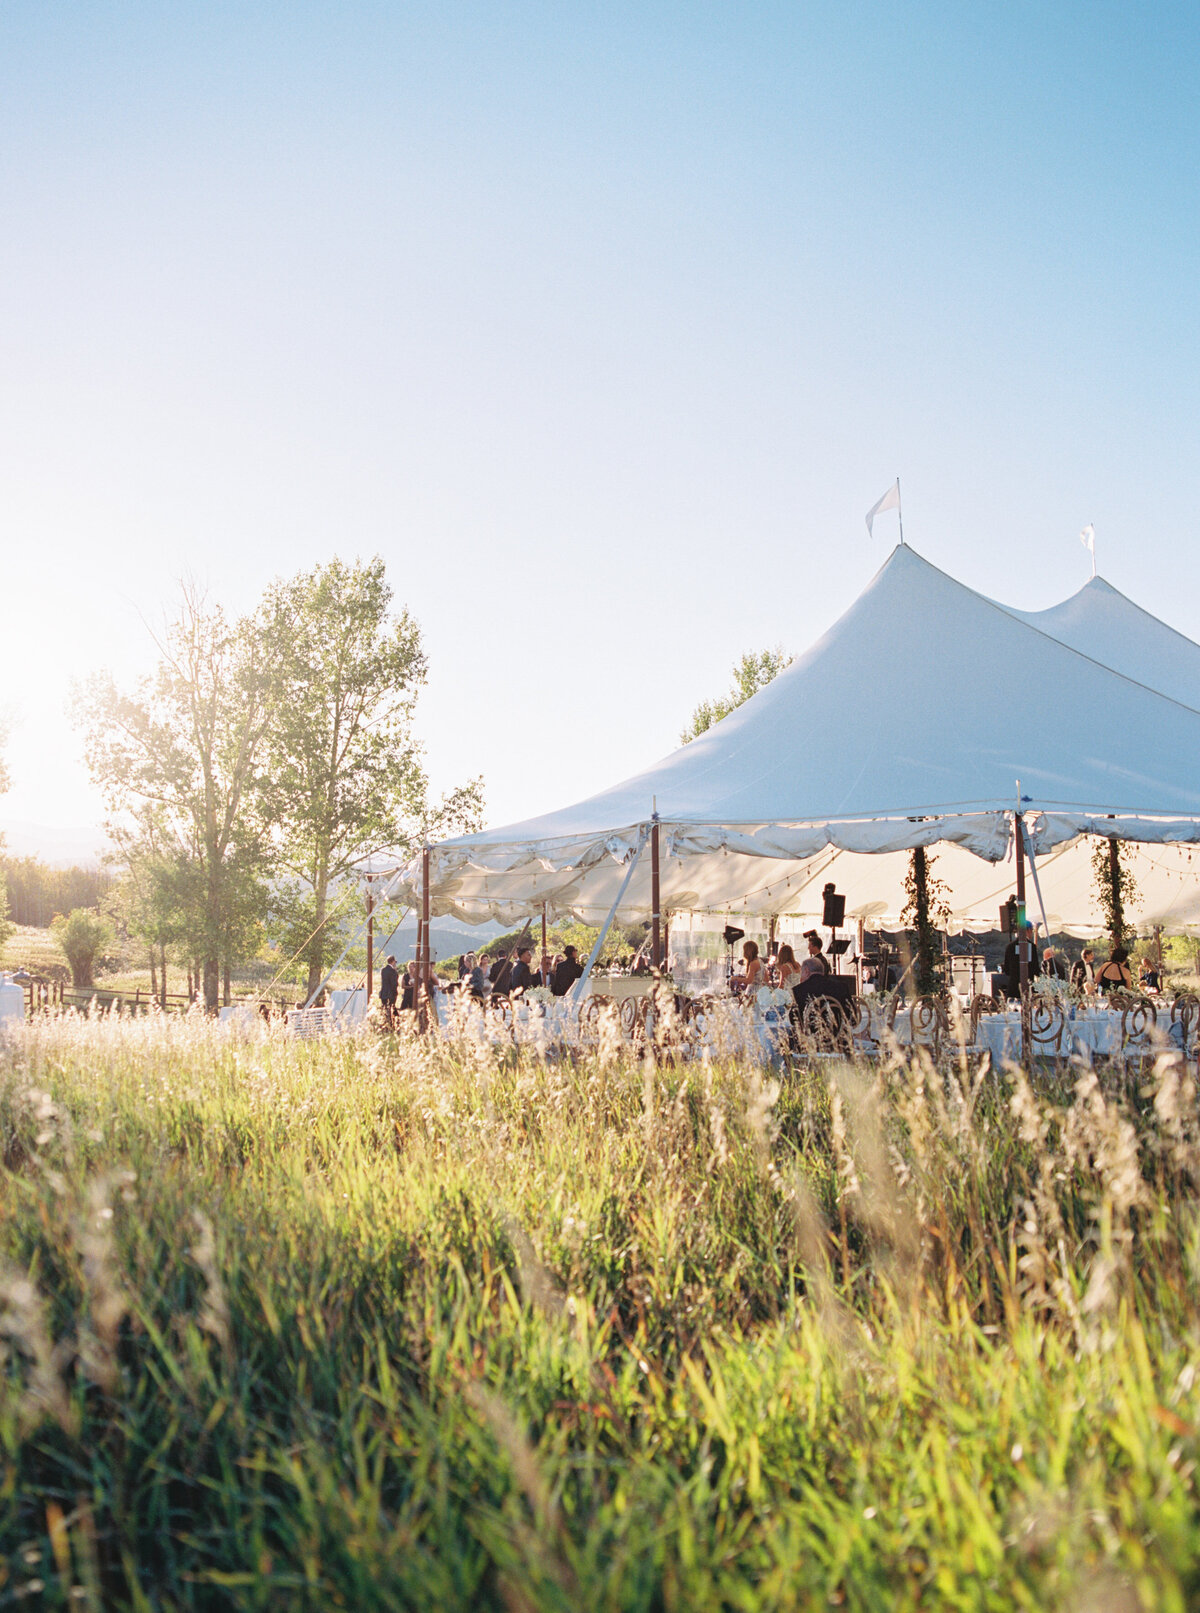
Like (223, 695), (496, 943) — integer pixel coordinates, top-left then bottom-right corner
(1108, 838), (1124, 946)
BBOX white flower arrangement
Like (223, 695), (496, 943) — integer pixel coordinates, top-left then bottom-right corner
(524, 986), (554, 1006)
(1033, 973), (1069, 1000)
(756, 986), (794, 1011)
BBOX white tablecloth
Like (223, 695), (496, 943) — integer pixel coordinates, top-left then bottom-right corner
(977, 1009), (1130, 1061)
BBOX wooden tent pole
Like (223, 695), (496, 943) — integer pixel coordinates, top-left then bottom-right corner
(651, 817), (661, 973)
(1015, 813), (1030, 1065)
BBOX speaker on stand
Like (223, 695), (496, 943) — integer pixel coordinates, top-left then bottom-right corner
(722, 925), (745, 990)
(822, 884), (846, 974)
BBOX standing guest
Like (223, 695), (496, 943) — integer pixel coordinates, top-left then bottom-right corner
(1042, 946), (1068, 981)
(1138, 956), (1161, 992)
(552, 945), (585, 996)
(1070, 947), (1097, 995)
(776, 943), (800, 988)
(798, 931), (831, 983)
(458, 952), (474, 979)
(536, 952), (554, 988)
(490, 951), (515, 996)
(509, 947), (534, 994)
(733, 940), (764, 994)
(400, 959), (418, 1012)
(1002, 926), (1041, 998)
(1095, 946), (1134, 994)
(469, 954), (492, 1002)
(379, 954), (399, 1027)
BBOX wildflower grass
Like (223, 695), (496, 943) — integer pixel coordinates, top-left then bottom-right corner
(1, 1012), (1198, 1609)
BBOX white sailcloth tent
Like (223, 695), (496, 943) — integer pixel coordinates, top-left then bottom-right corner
(394, 546), (1200, 938)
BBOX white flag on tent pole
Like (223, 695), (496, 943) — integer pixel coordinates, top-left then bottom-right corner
(865, 479), (901, 538)
(1080, 523), (1096, 576)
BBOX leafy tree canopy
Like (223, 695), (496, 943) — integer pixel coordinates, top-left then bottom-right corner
(680, 648), (791, 744)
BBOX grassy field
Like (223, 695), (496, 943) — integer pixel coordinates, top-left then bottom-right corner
(1, 1016), (1199, 1610)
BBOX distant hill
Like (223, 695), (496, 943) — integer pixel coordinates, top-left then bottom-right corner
(0, 819), (111, 868)
(379, 918), (506, 962)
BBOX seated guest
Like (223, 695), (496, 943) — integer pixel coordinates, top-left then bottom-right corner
(509, 947), (534, 994)
(1070, 947), (1097, 995)
(733, 940), (764, 994)
(776, 943), (800, 988)
(1095, 946), (1134, 994)
(552, 945), (585, 996)
(1042, 946), (1068, 981)
(798, 931), (831, 982)
(1138, 956), (1160, 992)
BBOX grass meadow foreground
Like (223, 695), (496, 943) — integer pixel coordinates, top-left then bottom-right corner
(1, 1015), (1199, 1610)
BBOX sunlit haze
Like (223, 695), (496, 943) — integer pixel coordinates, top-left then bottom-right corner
(3, 2), (1198, 861)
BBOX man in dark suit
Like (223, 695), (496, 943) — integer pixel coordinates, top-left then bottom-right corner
(490, 953), (514, 996)
(1002, 926), (1041, 997)
(552, 945), (585, 996)
(509, 947), (534, 994)
(379, 955), (399, 1027)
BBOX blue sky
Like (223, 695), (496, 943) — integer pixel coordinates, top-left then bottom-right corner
(2, 2), (1198, 855)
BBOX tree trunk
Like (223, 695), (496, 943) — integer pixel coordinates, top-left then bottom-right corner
(160, 945), (167, 1010)
(223, 959), (231, 1007)
(149, 949), (157, 1000)
(305, 868), (330, 1005)
(186, 965), (193, 999)
(203, 956), (219, 1013)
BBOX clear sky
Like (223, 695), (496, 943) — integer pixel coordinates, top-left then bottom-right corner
(2, 1), (1198, 859)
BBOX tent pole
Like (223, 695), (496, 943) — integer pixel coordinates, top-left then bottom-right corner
(1023, 834), (1052, 943)
(1015, 813), (1031, 1066)
(651, 816), (661, 973)
(420, 845), (431, 1032)
(541, 903), (548, 974)
(572, 829), (649, 1005)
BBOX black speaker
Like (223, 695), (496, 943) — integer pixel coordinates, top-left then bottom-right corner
(822, 886), (846, 929)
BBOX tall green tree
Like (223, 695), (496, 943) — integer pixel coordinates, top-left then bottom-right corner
(257, 557), (484, 1001)
(680, 648), (791, 744)
(74, 586), (274, 1010)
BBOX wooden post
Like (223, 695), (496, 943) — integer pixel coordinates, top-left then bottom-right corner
(420, 846), (431, 1031)
(541, 903), (548, 972)
(650, 817), (661, 973)
(365, 881), (375, 1006)
(1015, 813), (1030, 1065)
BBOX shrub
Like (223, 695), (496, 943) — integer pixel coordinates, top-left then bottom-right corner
(49, 906), (114, 988)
